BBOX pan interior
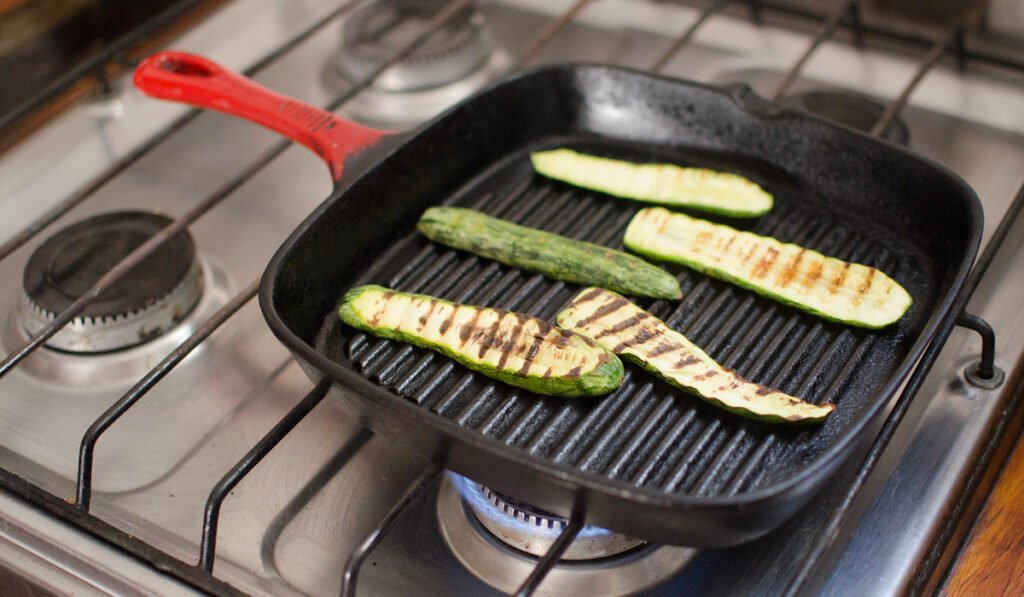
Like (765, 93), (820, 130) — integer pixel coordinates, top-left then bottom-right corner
(314, 136), (930, 499)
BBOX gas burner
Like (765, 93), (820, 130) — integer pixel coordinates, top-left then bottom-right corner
(336, 0), (493, 92)
(473, 484), (643, 560)
(438, 473), (692, 595)
(784, 89), (910, 146)
(18, 211), (203, 353)
(332, 0), (505, 128)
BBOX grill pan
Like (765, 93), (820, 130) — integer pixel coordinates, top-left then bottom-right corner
(135, 52), (981, 547)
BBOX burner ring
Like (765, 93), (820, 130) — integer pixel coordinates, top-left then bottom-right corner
(20, 211), (203, 352)
(437, 474), (692, 595)
(463, 478), (644, 560)
(335, 0), (494, 92)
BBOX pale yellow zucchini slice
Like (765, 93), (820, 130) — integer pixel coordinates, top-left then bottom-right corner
(623, 207), (912, 329)
(557, 288), (834, 424)
(530, 148), (773, 218)
(339, 285), (624, 397)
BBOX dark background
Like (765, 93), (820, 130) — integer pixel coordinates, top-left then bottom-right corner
(0, 0), (183, 120)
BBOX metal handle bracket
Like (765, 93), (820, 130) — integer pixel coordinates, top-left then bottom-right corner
(956, 312), (1004, 389)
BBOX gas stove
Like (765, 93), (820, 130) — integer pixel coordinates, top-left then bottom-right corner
(0, 0), (1023, 595)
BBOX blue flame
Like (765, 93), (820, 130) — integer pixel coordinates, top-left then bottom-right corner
(449, 472), (614, 540)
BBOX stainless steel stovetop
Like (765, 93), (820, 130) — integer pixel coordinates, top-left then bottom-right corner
(0, 0), (1022, 595)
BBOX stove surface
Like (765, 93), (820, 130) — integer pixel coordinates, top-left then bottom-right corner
(0, 0), (1022, 595)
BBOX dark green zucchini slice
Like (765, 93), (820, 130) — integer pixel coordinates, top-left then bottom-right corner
(417, 207), (681, 300)
(557, 287), (834, 424)
(339, 285), (624, 397)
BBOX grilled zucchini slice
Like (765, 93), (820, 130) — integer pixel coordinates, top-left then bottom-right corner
(339, 285), (624, 397)
(557, 288), (834, 424)
(530, 148), (773, 218)
(417, 207), (681, 300)
(624, 207), (912, 329)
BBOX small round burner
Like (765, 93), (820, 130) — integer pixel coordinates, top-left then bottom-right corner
(785, 90), (910, 146)
(472, 484), (643, 560)
(20, 211), (203, 353)
(335, 0), (493, 92)
(437, 474), (692, 595)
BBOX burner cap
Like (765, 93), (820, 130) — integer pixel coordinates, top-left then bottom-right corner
(335, 0), (493, 92)
(20, 211), (203, 353)
(466, 482), (643, 560)
(785, 90), (910, 146)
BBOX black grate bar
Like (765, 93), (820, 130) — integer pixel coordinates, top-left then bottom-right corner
(0, 0), (475, 381)
(956, 312), (996, 380)
(513, 501), (585, 597)
(76, 280), (259, 509)
(746, 0), (763, 24)
(508, 0), (598, 72)
(870, 24), (962, 137)
(772, 0), (859, 101)
(0, 0), (368, 264)
(341, 465), (442, 597)
(752, 1), (1023, 75)
(198, 380), (332, 572)
(650, 0), (731, 73)
(0, 467), (245, 595)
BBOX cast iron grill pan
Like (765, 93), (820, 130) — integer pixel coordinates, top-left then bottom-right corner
(263, 66), (979, 546)
(322, 139), (917, 494)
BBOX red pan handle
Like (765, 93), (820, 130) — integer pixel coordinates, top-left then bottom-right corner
(134, 51), (384, 181)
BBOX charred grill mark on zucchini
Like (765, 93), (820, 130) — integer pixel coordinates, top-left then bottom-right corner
(778, 249), (805, 288)
(676, 355), (700, 368)
(624, 207), (913, 329)
(593, 312), (651, 339)
(751, 247), (779, 280)
(339, 285), (624, 397)
(557, 288), (834, 424)
(576, 296), (631, 328)
(649, 341), (683, 357)
(529, 149), (773, 218)
(417, 207), (681, 300)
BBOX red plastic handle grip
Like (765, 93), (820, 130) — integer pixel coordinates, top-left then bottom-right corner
(134, 51), (384, 181)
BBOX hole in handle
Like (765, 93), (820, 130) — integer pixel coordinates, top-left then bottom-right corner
(157, 54), (217, 78)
